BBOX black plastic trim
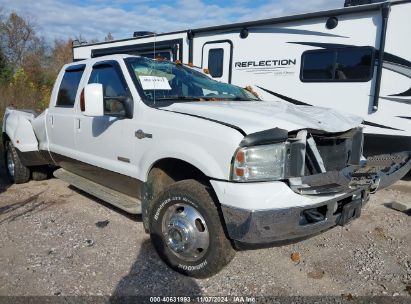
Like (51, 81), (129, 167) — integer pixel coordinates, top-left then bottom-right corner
(16, 150), (50, 167)
(66, 64), (86, 72)
(239, 128), (288, 147)
(91, 39), (184, 61)
(372, 2), (391, 112)
(92, 60), (117, 68)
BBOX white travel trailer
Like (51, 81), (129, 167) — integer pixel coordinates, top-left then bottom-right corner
(73, 0), (411, 156)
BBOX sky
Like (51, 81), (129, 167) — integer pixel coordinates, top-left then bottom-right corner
(0, 0), (345, 42)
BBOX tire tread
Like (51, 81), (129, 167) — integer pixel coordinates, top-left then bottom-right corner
(149, 179), (235, 278)
(5, 141), (31, 184)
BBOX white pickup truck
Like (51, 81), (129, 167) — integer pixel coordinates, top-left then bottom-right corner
(2, 54), (410, 277)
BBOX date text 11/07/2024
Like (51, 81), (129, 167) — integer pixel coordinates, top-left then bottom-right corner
(149, 296), (256, 303)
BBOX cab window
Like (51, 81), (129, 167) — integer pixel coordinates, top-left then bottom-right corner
(88, 63), (131, 116)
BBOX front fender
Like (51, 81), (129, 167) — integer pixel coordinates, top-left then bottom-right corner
(139, 138), (233, 182)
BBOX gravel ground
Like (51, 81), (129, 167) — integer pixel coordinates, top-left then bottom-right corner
(0, 157), (410, 299)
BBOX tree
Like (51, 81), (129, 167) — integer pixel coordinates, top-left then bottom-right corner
(50, 38), (73, 75)
(0, 12), (37, 73)
(21, 36), (49, 86)
(105, 32), (114, 42)
(0, 49), (12, 82)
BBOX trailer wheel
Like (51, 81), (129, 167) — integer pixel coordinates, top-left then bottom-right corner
(149, 179), (235, 278)
(5, 141), (30, 184)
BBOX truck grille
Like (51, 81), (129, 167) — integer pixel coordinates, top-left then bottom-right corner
(305, 128), (363, 175)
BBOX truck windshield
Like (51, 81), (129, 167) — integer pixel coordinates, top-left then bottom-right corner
(125, 57), (259, 105)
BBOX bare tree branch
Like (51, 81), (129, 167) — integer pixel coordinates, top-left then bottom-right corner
(0, 12), (37, 72)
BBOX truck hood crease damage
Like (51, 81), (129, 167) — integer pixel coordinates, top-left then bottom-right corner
(163, 101), (363, 135)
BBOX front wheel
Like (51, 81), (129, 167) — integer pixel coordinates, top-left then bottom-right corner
(149, 179), (235, 278)
(4, 141), (30, 184)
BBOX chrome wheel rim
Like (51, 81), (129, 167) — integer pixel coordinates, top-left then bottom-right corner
(161, 203), (209, 262)
(6, 149), (15, 177)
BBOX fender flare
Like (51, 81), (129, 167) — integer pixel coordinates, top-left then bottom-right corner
(4, 110), (38, 152)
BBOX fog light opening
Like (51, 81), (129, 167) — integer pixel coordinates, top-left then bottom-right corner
(301, 205), (327, 225)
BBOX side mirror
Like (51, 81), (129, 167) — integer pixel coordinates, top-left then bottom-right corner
(81, 83), (104, 117)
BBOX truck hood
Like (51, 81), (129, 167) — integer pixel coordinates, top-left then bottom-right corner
(163, 101), (363, 134)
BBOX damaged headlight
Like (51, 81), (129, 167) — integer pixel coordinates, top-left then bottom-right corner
(231, 143), (287, 182)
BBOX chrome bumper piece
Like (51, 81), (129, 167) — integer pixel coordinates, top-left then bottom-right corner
(221, 189), (365, 244)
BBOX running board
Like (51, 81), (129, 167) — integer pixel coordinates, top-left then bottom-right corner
(53, 168), (141, 214)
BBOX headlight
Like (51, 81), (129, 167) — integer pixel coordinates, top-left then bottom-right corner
(231, 143), (287, 182)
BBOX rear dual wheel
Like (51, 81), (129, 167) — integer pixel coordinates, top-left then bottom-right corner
(4, 141), (30, 184)
(4, 141), (49, 183)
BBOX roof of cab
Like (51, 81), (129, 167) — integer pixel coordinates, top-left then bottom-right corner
(64, 54), (140, 69)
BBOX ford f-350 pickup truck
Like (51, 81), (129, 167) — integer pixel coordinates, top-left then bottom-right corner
(3, 55), (410, 277)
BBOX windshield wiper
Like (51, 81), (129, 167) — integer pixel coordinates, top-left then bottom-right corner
(197, 96), (258, 101)
(231, 97), (256, 101)
(154, 96), (202, 101)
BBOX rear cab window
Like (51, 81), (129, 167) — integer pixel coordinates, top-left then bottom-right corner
(56, 64), (86, 107)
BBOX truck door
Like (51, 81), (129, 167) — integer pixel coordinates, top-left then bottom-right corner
(202, 41), (232, 83)
(46, 64), (86, 159)
(73, 60), (141, 197)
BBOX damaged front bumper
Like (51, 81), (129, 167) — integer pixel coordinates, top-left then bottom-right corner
(212, 151), (410, 245)
(211, 179), (367, 244)
(218, 185), (365, 244)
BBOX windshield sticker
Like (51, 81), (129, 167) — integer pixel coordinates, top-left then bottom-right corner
(139, 76), (172, 90)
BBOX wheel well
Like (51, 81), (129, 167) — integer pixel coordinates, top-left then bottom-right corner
(2, 133), (10, 152)
(142, 158), (212, 232)
(2, 133), (10, 145)
(149, 158), (210, 185)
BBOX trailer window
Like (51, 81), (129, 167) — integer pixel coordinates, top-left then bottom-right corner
(301, 47), (374, 82)
(56, 68), (85, 107)
(208, 48), (224, 78)
(302, 51), (335, 80)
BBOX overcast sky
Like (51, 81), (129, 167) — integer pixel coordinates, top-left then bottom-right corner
(0, 0), (344, 42)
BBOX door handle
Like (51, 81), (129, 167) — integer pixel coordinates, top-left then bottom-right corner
(135, 129), (152, 139)
(76, 118), (81, 133)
